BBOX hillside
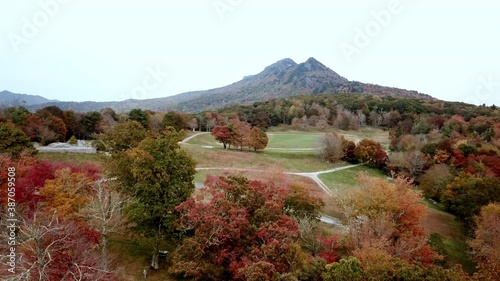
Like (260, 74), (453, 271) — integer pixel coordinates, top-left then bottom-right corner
(0, 90), (58, 106)
(9, 57), (433, 113)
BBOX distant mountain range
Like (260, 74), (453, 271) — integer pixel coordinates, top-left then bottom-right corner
(0, 91), (58, 106)
(1, 57), (433, 113)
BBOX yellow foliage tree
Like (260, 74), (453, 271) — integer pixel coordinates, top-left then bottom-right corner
(40, 168), (92, 220)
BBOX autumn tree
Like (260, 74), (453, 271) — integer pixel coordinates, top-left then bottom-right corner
(228, 119), (251, 150)
(284, 182), (324, 219)
(342, 138), (357, 163)
(333, 174), (437, 264)
(39, 168), (93, 221)
(0, 209), (114, 280)
(187, 117), (198, 131)
(321, 132), (344, 163)
(354, 139), (388, 168)
(248, 126), (268, 151)
(0, 154), (37, 205)
(109, 129), (196, 269)
(211, 125), (232, 149)
(387, 150), (427, 179)
(161, 111), (186, 132)
(468, 203), (500, 280)
(418, 164), (454, 200)
(36, 107), (67, 138)
(172, 176), (312, 280)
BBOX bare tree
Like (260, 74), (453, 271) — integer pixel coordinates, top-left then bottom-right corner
(296, 216), (323, 256)
(187, 118), (198, 131)
(0, 208), (111, 281)
(83, 181), (129, 272)
(321, 133), (344, 163)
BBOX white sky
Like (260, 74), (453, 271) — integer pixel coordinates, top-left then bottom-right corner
(1, 0), (499, 105)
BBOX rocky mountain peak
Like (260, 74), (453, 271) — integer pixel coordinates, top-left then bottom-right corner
(262, 58), (297, 74)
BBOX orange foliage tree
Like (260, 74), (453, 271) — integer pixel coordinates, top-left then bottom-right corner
(468, 203), (500, 280)
(334, 174), (437, 264)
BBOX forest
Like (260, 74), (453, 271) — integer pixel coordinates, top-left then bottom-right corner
(0, 93), (499, 280)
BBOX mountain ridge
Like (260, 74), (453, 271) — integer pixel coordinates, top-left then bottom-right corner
(0, 90), (59, 106)
(2, 58), (433, 113)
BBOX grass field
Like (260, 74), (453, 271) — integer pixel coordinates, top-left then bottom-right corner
(267, 133), (322, 149)
(421, 199), (476, 273)
(318, 165), (387, 191)
(108, 234), (176, 280)
(182, 144), (342, 173)
(186, 127), (390, 150)
(267, 125), (390, 149)
(37, 152), (105, 167)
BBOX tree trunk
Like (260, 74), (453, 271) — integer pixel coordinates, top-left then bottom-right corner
(151, 242), (159, 270)
(102, 228), (108, 271)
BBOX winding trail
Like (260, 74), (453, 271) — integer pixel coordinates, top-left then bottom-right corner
(180, 132), (209, 143)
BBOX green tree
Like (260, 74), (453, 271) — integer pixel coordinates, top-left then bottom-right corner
(161, 111), (186, 132)
(110, 129), (196, 269)
(128, 108), (150, 128)
(442, 174), (500, 225)
(322, 257), (365, 281)
(0, 122), (37, 157)
(78, 111), (102, 139)
(7, 106), (30, 126)
(68, 135), (78, 145)
(94, 120), (149, 153)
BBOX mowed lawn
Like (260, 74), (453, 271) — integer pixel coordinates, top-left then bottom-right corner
(186, 132), (323, 150)
(37, 152), (105, 167)
(266, 133), (322, 149)
(267, 125), (390, 148)
(318, 165), (387, 191)
(183, 144), (338, 173)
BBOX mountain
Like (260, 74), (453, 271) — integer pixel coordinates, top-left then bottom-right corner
(0, 90), (58, 106)
(17, 57), (432, 113)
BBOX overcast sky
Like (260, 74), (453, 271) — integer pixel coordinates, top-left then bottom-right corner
(1, 0), (499, 105)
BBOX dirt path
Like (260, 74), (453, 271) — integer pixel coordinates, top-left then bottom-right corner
(285, 164), (362, 196)
(180, 132), (209, 143)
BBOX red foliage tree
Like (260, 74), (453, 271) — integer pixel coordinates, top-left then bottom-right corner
(354, 139), (388, 168)
(211, 125), (232, 149)
(5, 210), (116, 280)
(172, 176), (310, 280)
